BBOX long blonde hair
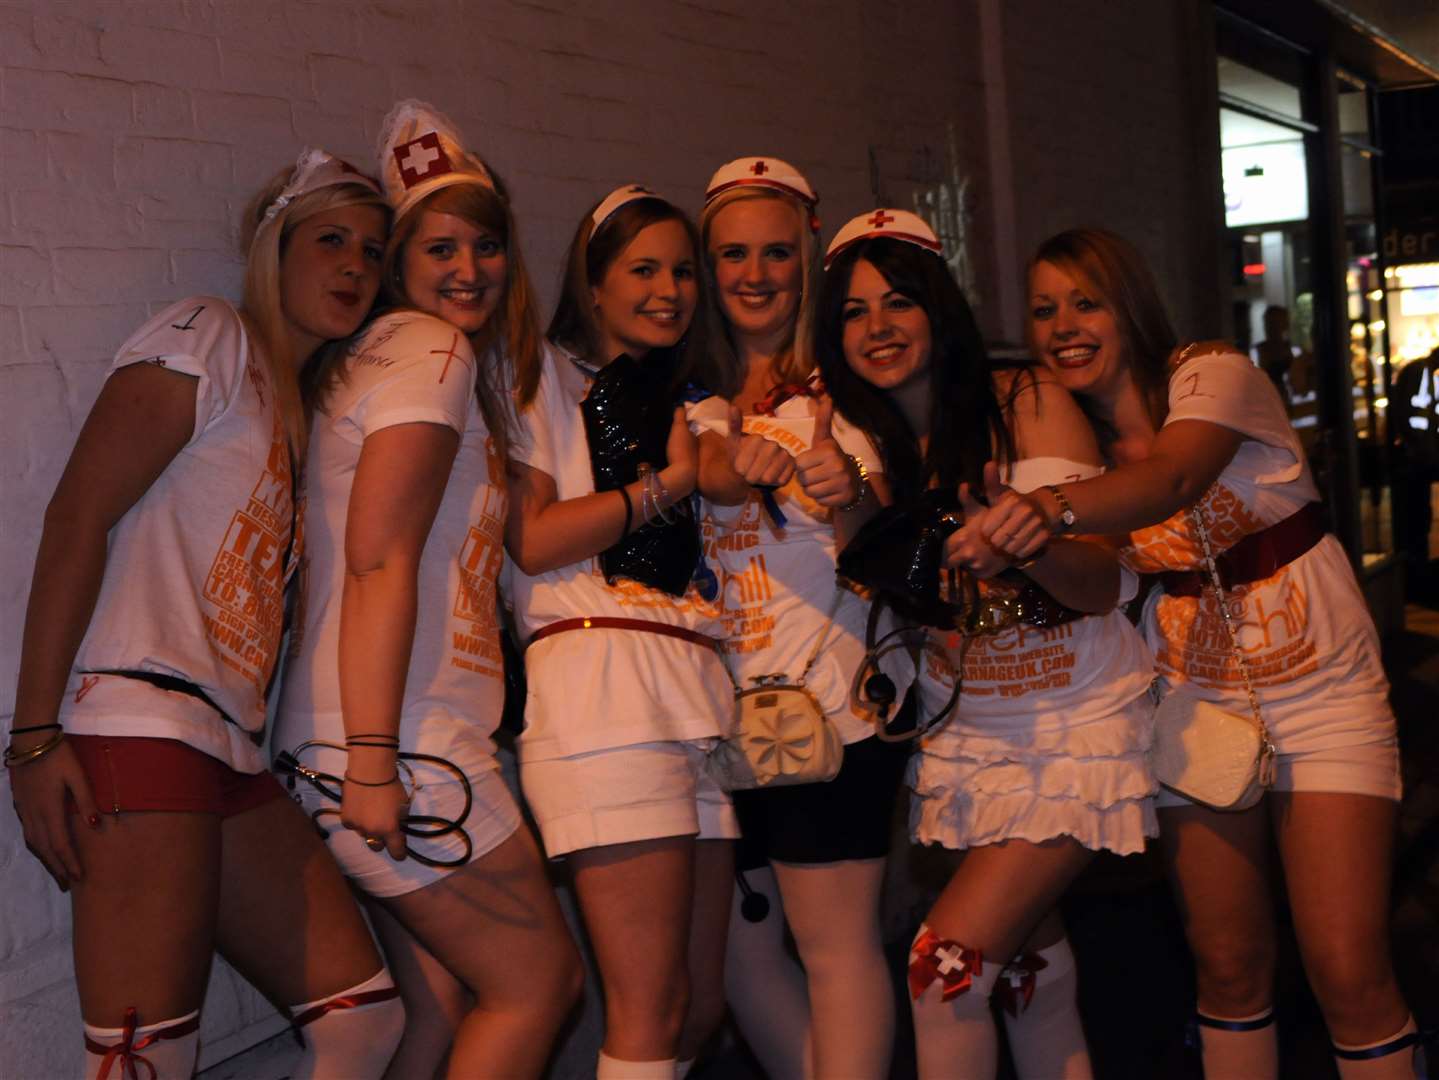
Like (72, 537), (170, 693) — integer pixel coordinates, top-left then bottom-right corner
(699, 187), (821, 400)
(239, 167), (388, 458)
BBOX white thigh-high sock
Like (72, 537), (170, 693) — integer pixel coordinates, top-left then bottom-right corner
(289, 967), (405, 1080)
(724, 867), (811, 1078)
(595, 1051), (677, 1078)
(1334, 1016), (1422, 1080)
(998, 938), (1092, 1079)
(776, 857), (895, 1079)
(909, 923), (1001, 1080)
(1195, 1007), (1278, 1080)
(83, 1008), (200, 1080)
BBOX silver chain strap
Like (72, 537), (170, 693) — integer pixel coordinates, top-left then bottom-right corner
(1188, 496), (1278, 782)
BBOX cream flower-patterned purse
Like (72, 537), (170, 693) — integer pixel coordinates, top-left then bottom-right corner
(706, 591), (845, 791)
(1150, 502), (1277, 811)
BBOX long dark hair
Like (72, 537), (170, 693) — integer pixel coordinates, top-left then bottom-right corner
(816, 238), (1012, 507)
(547, 195), (708, 390)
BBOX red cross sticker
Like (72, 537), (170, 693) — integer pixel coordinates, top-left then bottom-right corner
(749, 160), (769, 176)
(394, 133), (453, 189)
(868, 210), (894, 228)
(432, 331), (463, 383)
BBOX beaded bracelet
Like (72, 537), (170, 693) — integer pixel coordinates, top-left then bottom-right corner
(836, 454), (871, 512)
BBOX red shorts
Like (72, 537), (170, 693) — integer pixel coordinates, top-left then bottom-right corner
(68, 735), (284, 817)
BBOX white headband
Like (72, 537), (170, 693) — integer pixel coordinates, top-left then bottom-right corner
(259, 147), (379, 229)
(590, 183), (665, 233)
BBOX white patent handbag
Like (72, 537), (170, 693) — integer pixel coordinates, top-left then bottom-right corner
(1149, 503), (1277, 811)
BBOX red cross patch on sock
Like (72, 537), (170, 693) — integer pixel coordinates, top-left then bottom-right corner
(995, 950), (1049, 1017)
(908, 926), (982, 1002)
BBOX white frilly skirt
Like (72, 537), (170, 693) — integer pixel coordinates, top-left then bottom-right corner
(908, 692), (1158, 856)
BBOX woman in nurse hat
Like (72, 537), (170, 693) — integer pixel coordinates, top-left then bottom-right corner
(816, 209), (1157, 1079)
(690, 157), (911, 1078)
(274, 101), (579, 1079)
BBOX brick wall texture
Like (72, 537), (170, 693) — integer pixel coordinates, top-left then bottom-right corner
(0, 0), (1225, 1074)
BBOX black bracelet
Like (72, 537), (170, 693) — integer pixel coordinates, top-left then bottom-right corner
(343, 771), (400, 788)
(617, 484), (634, 536)
(344, 732), (399, 743)
(9, 723), (62, 736)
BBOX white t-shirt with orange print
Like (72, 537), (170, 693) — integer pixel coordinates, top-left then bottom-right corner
(688, 392), (908, 745)
(58, 297), (298, 773)
(914, 457), (1154, 747)
(1123, 346), (1394, 754)
(506, 345), (732, 762)
(277, 311), (509, 763)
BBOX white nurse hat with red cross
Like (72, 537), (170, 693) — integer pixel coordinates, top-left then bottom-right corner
(589, 183), (668, 233)
(704, 156), (818, 209)
(824, 208), (942, 270)
(376, 99), (495, 222)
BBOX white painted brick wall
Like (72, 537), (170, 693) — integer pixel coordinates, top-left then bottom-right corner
(1, 1), (990, 1074)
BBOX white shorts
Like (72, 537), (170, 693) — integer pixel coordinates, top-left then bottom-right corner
(520, 740), (739, 857)
(288, 751), (522, 899)
(1154, 735), (1402, 809)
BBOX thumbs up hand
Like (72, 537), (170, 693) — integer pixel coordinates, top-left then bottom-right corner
(796, 398), (864, 508)
(976, 461), (1053, 563)
(727, 404), (798, 489)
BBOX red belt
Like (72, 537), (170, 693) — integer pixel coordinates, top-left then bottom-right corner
(1159, 501), (1325, 598)
(527, 616), (719, 651)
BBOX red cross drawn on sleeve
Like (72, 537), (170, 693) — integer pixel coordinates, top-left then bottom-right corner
(749, 160), (769, 175)
(394, 133), (453, 189)
(868, 210), (894, 228)
(432, 331), (463, 383)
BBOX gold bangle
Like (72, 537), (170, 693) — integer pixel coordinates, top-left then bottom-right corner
(4, 730), (66, 768)
(837, 454), (870, 512)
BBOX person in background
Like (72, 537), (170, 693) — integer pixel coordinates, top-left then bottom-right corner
(7, 149), (404, 1080)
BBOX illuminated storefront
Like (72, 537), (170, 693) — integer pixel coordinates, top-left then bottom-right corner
(1211, 3), (1437, 627)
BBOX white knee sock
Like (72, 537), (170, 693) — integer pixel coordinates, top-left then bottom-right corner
(289, 967), (404, 1080)
(999, 938), (1092, 1079)
(909, 923), (1001, 1079)
(83, 1008), (200, 1080)
(595, 1050), (677, 1078)
(1196, 1007), (1278, 1080)
(1334, 1016), (1422, 1080)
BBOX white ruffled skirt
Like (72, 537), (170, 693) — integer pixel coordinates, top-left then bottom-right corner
(908, 693), (1157, 856)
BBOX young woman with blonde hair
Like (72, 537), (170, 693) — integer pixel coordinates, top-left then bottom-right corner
(690, 157), (909, 1079)
(274, 102), (579, 1080)
(7, 149), (404, 1080)
(980, 226), (1418, 1079)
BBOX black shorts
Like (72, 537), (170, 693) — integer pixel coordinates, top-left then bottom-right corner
(734, 721), (913, 871)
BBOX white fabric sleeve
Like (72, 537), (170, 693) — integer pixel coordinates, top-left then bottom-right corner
(1164, 349), (1294, 451)
(335, 315), (475, 442)
(110, 296), (248, 443)
(686, 394), (730, 439)
(509, 347), (560, 475)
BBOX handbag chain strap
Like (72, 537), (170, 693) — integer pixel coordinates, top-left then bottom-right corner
(1188, 497), (1278, 779)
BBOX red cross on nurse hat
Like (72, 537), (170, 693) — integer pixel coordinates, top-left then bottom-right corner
(377, 99), (495, 222)
(823, 208), (942, 270)
(704, 156), (818, 208)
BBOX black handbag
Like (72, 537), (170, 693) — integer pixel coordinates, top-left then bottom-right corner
(581, 351), (701, 598)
